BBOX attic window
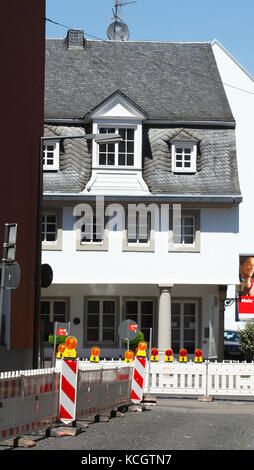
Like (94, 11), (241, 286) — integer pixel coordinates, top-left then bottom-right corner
(43, 141), (59, 171)
(171, 141), (197, 174)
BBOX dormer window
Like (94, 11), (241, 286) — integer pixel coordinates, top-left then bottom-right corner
(43, 140), (59, 171)
(98, 127), (135, 167)
(172, 141), (197, 173)
(170, 131), (199, 174)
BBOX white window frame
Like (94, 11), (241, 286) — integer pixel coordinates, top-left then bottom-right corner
(171, 141), (197, 173)
(97, 126), (135, 167)
(42, 208), (62, 251)
(168, 209), (200, 253)
(43, 140), (60, 171)
(85, 297), (119, 346)
(174, 215), (195, 247)
(123, 297), (155, 343)
(40, 297), (69, 343)
(171, 300), (198, 354)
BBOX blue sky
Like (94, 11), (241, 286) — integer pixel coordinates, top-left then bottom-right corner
(46, 0), (254, 76)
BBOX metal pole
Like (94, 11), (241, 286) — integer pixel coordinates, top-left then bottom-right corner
(0, 260), (7, 342)
(33, 138), (43, 369)
(0, 224), (10, 342)
(147, 328), (152, 398)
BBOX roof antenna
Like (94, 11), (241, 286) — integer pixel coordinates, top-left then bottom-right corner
(107, 0), (136, 41)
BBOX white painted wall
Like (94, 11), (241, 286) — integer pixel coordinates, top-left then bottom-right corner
(42, 204), (239, 286)
(41, 282), (218, 359)
(212, 40), (254, 330)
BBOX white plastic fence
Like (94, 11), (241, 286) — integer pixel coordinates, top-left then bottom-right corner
(78, 359), (254, 397)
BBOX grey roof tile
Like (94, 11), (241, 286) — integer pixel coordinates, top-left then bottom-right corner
(45, 37), (234, 122)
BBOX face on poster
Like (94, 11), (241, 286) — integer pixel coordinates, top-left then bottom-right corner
(237, 255), (254, 320)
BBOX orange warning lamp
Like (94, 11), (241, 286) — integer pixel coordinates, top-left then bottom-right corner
(124, 350), (134, 363)
(194, 349), (203, 363)
(65, 336), (77, 351)
(90, 346), (100, 363)
(179, 348), (187, 362)
(151, 348), (159, 362)
(62, 336), (77, 358)
(165, 348), (173, 362)
(136, 341), (147, 357)
(56, 343), (66, 359)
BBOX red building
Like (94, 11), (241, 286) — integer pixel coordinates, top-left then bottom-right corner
(0, 1), (45, 371)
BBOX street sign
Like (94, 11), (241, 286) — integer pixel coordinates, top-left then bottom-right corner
(4, 262), (21, 290)
(118, 319), (139, 343)
(41, 263), (53, 288)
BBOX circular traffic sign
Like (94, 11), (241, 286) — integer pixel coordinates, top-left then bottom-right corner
(118, 319), (139, 341)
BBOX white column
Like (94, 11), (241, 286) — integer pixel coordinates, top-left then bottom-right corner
(158, 284), (173, 355)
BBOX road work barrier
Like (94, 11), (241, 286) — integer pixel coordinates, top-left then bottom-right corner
(0, 362), (133, 444)
(0, 369), (59, 442)
(79, 358), (254, 398)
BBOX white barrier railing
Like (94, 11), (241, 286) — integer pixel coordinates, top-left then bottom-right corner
(78, 359), (254, 398)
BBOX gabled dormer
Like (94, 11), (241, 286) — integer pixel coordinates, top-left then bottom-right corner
(170, 130), (199, 174)
(85, 91), (150, 195)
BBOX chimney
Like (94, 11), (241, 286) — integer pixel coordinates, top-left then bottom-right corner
(66, 29), (85, 49)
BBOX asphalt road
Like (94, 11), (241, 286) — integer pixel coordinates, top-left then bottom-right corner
(2, 397), (254, 464)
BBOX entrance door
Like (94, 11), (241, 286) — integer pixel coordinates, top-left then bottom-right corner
(171, 301), (198, 354)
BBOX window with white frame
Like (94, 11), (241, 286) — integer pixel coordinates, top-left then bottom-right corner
(127, 211), (151, 245)
(40, 298), (69, 342)
(175, 215), (195, 246)
(171, 301), (198, 354)
(98, 127), (135, 167)
(43, 141), (60, 170)
(171, 141), (197, 173)
(169, 209), (200, 252)
(124, 299), (154, 343)
(42, 209), (62, 250)
(42, 213), (57, 243)
(86, 299), (116, 343)
(81, 215), (104, 244)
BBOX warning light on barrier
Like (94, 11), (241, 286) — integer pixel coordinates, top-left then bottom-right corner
(56, 343), (66, 358)
(165, 348), (173, 362)
(151, 348), (159, 362)
(179, 348), (187, 362)
(62, 336), (77, 358)
(136, 341), (147, 357)
(90, 346), (100, 362)
(194, 349), (203, 363)
(124, 350), (134, 363)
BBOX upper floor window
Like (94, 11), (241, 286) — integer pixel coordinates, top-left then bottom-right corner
(171, 140), (197, 174)
(42, 208), (62, 251)
(43, 141), (59, 171)
(168, 209), (200, 253)
(98, 127), (135, 167)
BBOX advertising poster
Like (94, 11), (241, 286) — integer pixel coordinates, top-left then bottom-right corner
(237, 255), (254, 321)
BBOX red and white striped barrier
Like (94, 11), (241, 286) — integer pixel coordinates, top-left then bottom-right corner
(59, 359), (79, 424)
(131, 356), (146, 403)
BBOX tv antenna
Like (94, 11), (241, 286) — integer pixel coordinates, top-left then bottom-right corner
(112, 0), (136, 22)
(107, 0), (136, 41)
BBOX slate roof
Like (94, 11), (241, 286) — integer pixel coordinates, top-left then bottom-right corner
(43, 32), (241, 199)
(45, 36), (234, 122)
(143, 127), (241, 196)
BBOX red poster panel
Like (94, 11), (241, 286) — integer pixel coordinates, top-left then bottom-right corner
(237, 255), (254, 320)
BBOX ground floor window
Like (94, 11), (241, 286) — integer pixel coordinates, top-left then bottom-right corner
(171, 301), (198, 353)
(86, 298), (116, 343)
(40, 298), (69, 342)
(124, 298), (154, 342)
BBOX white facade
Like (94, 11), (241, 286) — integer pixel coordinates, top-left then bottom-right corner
(212, 40), (254, 331)
(42, 204), (239, 286)
(42, 202), (239, 359)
